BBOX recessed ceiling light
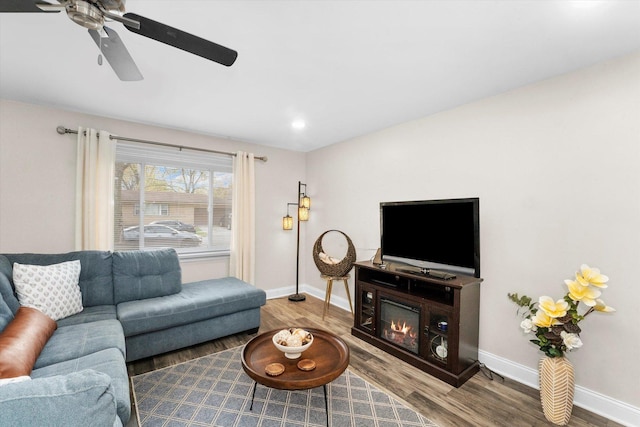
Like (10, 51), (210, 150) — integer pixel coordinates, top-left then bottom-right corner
(291, 120), (306, 130)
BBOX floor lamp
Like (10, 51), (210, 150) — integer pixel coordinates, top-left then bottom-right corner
(282, 181), (311, 302)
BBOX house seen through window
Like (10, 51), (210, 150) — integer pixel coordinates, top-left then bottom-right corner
(114, 143), (233, 255)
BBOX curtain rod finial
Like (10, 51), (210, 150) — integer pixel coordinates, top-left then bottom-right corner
(56, 126), (67, 135)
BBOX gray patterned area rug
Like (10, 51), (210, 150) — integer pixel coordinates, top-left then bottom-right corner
(132, 345), (438, 427)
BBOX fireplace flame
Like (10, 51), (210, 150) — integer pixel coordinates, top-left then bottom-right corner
(384, 318), (418, 352)
(390, 319), (412, 335)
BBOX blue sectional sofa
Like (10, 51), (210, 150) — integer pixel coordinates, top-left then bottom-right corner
(0, 248), (266, 426)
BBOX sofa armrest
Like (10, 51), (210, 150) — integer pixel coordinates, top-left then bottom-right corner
(0, 370), (121, 427)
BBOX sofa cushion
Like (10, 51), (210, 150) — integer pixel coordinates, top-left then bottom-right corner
(0, 295), (13, 333)
(31, 348), (130, 424)
(56, 305), (117, 327)
(117, 277), (266, 337)
(0, 255), (11, 278)
(34, 319), (125, 369)
(0, 258), (19, 315)
(2, 252), (114, 306)
(112, 248), (182, 304)
(0, 375), (30, 386)
(125, 307), (261, 362)
(13, 261), (84, 321)
(0, 307), (57, 379)
(0, 369), (121, 427)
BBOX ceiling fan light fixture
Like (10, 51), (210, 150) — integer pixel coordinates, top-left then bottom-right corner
(66, 0), (104, 30)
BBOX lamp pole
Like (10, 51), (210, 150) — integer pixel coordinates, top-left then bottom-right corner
(287, 181), (308, 302)
(289, 203), (305, 301)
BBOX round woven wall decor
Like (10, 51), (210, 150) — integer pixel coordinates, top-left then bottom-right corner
(312, 230), (356, 277)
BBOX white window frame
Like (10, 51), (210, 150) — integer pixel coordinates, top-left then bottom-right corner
(115, 142), (233, 258)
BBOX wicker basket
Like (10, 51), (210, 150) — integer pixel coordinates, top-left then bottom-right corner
(312, 230), (356, 277)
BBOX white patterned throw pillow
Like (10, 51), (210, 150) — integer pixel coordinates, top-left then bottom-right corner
(12, 261), (83, 321)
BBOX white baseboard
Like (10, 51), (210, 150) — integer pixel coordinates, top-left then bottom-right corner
(264, 285), (297, 300)
(265, 286), (639, 426)
(265, 283), (352, 312)
(478, 350), (640, 427)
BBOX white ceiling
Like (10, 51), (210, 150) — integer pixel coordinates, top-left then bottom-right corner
(1, 1), (639, 152)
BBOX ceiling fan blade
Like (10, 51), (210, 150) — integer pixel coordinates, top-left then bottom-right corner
(0, 0), (60, 12)
(123, 13), (238, 67)
(89, 27), (143, 81)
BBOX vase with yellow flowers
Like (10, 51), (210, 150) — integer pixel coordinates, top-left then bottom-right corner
(508, 264), (615, 426)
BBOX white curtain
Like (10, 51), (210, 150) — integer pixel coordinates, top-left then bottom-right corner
(75, 127), (116, 251)
(229, 151), (256, 284)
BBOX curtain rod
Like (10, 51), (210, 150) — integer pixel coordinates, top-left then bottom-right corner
(56, 126), (268, 162)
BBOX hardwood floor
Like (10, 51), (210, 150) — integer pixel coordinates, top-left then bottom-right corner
(127, 295), (622, 427)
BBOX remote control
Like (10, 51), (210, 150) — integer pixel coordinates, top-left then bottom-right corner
(428, 270), (456, 280)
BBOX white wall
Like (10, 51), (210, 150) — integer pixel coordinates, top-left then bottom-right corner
(0, 99), (306, 291)
(304, 52), (640, 417)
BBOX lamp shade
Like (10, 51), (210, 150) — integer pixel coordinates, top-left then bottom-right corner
(301, 195), (311, 210)
(298, 207), (309, 221)
(282, 215), (294, 230)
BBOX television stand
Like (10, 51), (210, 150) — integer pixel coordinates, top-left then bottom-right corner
(351, 261), (483, 387)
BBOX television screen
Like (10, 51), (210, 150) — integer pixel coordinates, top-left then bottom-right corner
(380, 198), (480, 277)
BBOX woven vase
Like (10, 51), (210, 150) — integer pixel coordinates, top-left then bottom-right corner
(539, 356), (575, 425)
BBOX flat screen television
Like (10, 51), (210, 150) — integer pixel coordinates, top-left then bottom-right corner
(380, 198), (480, 277)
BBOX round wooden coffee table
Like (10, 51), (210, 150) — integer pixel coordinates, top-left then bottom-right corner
(241, 328), (350, 425)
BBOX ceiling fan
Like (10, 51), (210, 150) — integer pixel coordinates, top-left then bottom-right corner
(0, 0), (238, 81)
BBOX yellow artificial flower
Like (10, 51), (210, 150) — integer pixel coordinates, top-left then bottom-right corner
(510, 264), (615, 358)
(593, 299), (616, 313)
(576, 264), (609, 288)
(565, 279), (601, 306)
(531, 310), (560, 328)
(538, 296), (569, 318)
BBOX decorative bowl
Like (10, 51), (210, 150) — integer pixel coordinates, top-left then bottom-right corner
(272, 329), (314, 359)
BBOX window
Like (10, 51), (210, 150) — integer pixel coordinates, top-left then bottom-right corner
(134, 203), (169, 216)
(114, 143), (233, 255)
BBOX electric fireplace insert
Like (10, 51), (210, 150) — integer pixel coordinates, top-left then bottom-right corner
(380, 297), (420, 354)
